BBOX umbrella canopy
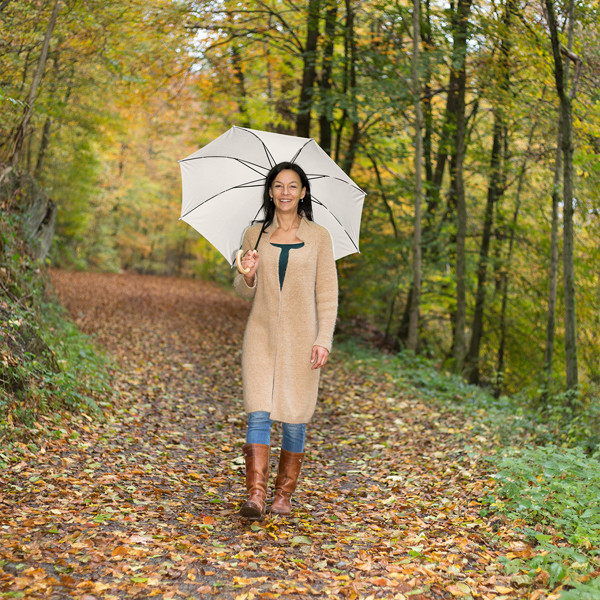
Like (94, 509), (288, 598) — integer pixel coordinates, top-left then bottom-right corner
(179, 126), (366, 265)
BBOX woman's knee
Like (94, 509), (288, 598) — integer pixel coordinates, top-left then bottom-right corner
(281, 422), (306, 452)
(248, 411), (272, 428)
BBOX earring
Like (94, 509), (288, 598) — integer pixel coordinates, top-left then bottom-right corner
(300, 197), (304, 202)
(269, 196), (273, 202)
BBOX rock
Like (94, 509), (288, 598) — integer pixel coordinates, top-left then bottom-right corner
(0, 165), (57, 261)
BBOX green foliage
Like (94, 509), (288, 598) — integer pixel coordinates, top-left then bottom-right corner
(488, 446), (600, 594)
(336, 339), (600, 595)
(0, 209), (112, 441)
(335, 338), (553, 449)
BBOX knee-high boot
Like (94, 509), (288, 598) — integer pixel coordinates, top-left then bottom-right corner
(239, 443), (270, 520)
(270, 449), (304, 516)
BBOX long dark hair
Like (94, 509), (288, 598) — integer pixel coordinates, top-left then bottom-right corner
(259, 162), (313, 230)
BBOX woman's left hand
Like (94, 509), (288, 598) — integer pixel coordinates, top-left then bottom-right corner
(311, 345), (329, 369)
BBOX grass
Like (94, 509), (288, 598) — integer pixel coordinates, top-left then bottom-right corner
(0, 210), (113, 445)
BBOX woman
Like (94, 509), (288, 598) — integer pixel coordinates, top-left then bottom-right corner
(233, 161), (338, 520)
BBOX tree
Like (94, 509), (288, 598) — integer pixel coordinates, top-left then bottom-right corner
(466, 0), (513, 384)
(7, 0), (60, 170)
(543, 124), (562, 388)
(544, 0), (580, 393)
(296, 0), (321, 137)
(449, 0), (473, 372)
(318, 0), (337, 155)
(407, 0), (423, 352)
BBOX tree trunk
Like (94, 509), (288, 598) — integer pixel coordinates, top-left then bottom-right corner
(408, 0), (470, 351)
(466, 0), (512, 384)
(318, 0), (337, 155)
(231, 42), (251, 128)
(466, 116), (504, 383)
(448, 0), (472, 373)
(407, 0), (424, 352)
(543, 126), (562, 385)
(421, 0), (433, 185)
(9, 0), (61, 170)
(34, 117), (52, 179)
(545, 0), (579, 393)
(296, 0), (321, 137)
(34, 50), (62, 179)
(340, 0), (359, 175)
(495, 116), (539, 396)
(334, 0), (353, 165)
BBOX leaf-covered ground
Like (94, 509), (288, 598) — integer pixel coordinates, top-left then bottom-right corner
(1, 270), (545, 600)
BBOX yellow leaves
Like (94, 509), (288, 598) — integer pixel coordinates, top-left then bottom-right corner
(233, 576), (269, 585)
(202, 514), (217, 526)
(290, 535), (311, 546)
(111, 546), (128, 557)
(0, 268), (555, 600)
(447, 582), (472, 596)
(26, 567), (47, 580)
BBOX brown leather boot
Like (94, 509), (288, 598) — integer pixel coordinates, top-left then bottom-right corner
(239, 443), (270, 520)
(270, 449), (304, 516)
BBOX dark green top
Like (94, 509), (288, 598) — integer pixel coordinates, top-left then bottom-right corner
(271, 242), (305, 290)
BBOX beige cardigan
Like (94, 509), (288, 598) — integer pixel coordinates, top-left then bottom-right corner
(233, 215), (338, 423)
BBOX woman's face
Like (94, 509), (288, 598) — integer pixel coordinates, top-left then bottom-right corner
(270, 169), (305, 216)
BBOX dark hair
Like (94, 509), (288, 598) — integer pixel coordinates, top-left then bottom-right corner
(259, 162), (313, 229)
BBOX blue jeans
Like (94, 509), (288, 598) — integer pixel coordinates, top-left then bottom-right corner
(246, 411), (306, 453)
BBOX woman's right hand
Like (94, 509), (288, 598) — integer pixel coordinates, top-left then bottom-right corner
(241, 250), (259, 285)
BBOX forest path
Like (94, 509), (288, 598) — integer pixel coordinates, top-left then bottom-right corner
(1, 270), (538, 600)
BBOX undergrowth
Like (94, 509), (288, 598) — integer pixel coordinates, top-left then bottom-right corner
(0, 209), (113, 445)
(336, 338), (600, 598)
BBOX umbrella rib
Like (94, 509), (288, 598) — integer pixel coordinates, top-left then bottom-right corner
(179, 155), (269, 178)
(290, 139), (314, 164)
(235, 127), (277, 168)
(312, 196), (360, 252)
(180, 180), (265, 220)
(305, 173), (367, 194)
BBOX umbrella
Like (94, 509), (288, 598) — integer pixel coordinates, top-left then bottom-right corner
(178, 126), (365, 268)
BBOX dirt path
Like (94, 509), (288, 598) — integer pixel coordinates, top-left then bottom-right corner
(0, 270), (538, 600)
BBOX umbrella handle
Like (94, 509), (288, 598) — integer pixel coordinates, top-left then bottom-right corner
(236, 249), (251, 274)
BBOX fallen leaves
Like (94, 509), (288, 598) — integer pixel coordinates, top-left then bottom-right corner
(0, 270), (547, 599)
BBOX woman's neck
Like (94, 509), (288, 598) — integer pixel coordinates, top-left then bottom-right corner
(275, 211), (301, 231)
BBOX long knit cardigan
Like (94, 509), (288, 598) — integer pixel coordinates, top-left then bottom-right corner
(233, 215), (338, 424)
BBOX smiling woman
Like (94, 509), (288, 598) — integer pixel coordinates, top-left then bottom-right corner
(233, 162), (338, 521)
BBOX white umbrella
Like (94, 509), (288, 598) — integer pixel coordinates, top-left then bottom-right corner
(178, 126), (366, 266)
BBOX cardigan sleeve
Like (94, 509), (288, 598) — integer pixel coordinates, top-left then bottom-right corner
(313, 229), (338, 352)
(233, 227), (258, 300)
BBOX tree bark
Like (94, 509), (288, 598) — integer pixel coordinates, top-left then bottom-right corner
(34, 50), (63, 179)
(9, 0), (61, 170)
(340, 0), (359, 175)
(466, 116), (504, 383)
(407, 0), (424, 352)
(296, 0), (321, 137)
(545, 0), (579, 392)
(448, 0), (472, 373)
(495, 116), (539, 396)
(543, 126), (562, 386)
(466, 0), (512, 384)
(231, 42), (251, 128)
(421, 0), (433, 185)
(318, 0), (337, 155)
(34, 116), (52, 178)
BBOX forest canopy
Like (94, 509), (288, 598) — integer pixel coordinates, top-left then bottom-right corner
(1, 0), (599, 403)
